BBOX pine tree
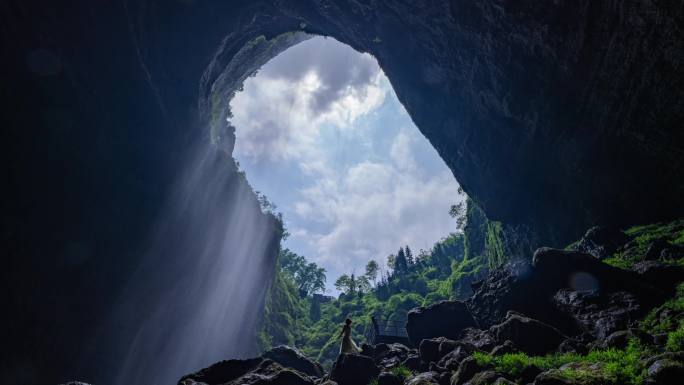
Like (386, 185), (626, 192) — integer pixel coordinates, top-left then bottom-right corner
(394, 247), (408, 274)
(405, 245), (414, 266)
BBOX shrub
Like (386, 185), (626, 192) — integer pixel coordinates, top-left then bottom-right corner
(389, 365), (413, 379)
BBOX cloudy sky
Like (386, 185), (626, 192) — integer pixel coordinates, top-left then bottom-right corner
(230, 36), (463, 292)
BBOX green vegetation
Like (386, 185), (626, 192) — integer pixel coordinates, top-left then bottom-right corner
(640, 282), (684, 353)
(462, 197), (507, 268)
(259, 232), (477, 367)
(473, 339), (649, 385)
(258, 197), (502, 367)
(389, 365), (413, 379)
(604, 219), (684, 269)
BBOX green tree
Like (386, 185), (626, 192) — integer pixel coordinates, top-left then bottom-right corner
(279, 249), (326, 297)
(449, 192), (468, 232)
(356, 275), (371, 294)
(335, 273), (356, 294)
(365, 260), (379, 286)
(405, 246), (414, 266)
(387, 254), (396, 273)
(394, 247), (408, 275)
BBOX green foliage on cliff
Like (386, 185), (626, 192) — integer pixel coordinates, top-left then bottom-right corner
(604, 219), (684, 269)
(463, 198), (507, 268)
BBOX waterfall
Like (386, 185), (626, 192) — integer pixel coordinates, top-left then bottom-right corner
(92, 141), (280, 384)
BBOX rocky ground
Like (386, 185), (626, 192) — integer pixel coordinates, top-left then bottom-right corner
(175, 223), (684, 385)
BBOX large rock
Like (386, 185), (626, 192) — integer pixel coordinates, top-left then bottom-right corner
(457, 328), (496, 351)
(178, 357), (263, 385)
(570, 226), (629, 260)
(419, 337), (457, 364)
(470, 248), (669, 341)
(532, 248), (662, 300)
(646, 358), (684, 385)
(490, 314), (566, 355)
(378, 372), (403, 385)
(451, 357), (487, 385)
(553, 289), (643, 339)
(631, 261), (684, 294)
(406, 372), (441, 385)
(263, 346), (324, 377)
(179, 359), (313, 385)
(362, 343), (414, 371)
(329, 354), (380, 385)
(468, 268), (580, 334)
(407, 300), (477, 347)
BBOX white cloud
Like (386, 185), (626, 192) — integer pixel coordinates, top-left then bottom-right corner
(230, 38), (386, 163)
(230, 37), (464, 291)
(390, 128), (418, 172)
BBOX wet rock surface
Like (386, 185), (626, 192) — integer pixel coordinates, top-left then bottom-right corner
(407, 300), (477, 346)
(329, 353), (380, 385)
(179, 359), (314, 385)
(262, 346), (324, 377)
(490, 313), (566, 356)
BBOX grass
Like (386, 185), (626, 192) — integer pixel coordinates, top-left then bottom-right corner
(472, 339), (649, 385)
(641, 282), (684, 353)
(604, 220), (684, 269)
(366, 366), (412, 385)
(389, 365), (413, 378)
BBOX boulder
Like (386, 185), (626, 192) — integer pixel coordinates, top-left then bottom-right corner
(464, 370), (505, 385)
(407, 300), (477, 347)
(490, 314), (566, 355)
(403, 354), (425, 372)
(660, 245), (684, 261)
(378, 372), (403, 385)
(557, 336), (590, 355)
(631, 261), (684, 294)
(183, 360), (314, 385)
(420, 337), (456, 364)
(518, 364), (543, 384)
(646, 358), (684, 385)
(553, 289), (643, 339)
(532, 248), (662, 300)
(644, 239), (671, 260)
(599, 329), (652, 350)
(468, 269), (579, 335)
(437, 346), (469, 371)
(451, 357), (487, 385)
(490, 340), (517, 356)
(570, 226), (629, 260)
(406, 371), (441, 385)
(457, 328), (496, 351)
(178, 357), (263, 384)
(263, 369), (314, 385)
(263, 345), (324, 377)
(329, 354), (380, 385)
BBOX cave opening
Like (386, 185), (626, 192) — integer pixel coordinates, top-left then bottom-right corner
(224, 35), (466, 292)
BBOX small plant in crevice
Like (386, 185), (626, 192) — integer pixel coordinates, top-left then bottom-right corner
(389, 365), (413, 379)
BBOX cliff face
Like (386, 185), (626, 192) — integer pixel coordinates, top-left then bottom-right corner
(2, 0), (683, 383)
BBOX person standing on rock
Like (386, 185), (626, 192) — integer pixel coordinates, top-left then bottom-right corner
(338, 318), (360, 354)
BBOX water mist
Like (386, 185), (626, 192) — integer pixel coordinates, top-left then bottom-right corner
(96, 141), (280, 384)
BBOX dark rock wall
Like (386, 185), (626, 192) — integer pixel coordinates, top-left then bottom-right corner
(2, 0), (683, 383)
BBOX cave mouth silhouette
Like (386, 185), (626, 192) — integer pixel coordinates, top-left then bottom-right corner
(219, 34), (466, 292)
